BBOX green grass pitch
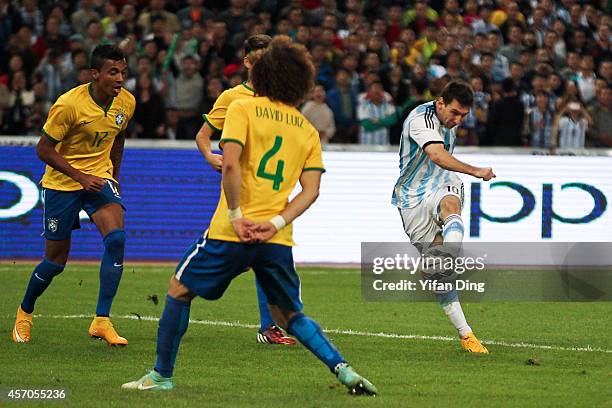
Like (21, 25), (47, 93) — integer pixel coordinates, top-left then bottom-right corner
(1, 263), (610, 407)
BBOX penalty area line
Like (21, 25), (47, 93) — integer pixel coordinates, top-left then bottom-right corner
(34, 314), (612, 354)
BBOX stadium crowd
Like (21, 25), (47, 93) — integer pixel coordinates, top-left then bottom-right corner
(0, 0), (610, 147)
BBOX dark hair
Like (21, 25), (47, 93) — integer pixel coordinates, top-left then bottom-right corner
(243, 34), (271, 55)
(72, 48), (88, 58)
(501, 78), (515, 93)
(412, 78), (428, 95)
(90, 44), (125, 70)
(251, 36), (315, 106)
(441, 80), (474, 107)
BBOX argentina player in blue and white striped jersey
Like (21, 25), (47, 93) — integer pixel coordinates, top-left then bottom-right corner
(392, 81), (495, 354)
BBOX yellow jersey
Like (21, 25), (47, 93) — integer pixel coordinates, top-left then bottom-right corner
(41, 83), (136, 191)
(202, 82), (254, 131)
(208, 96), (325, 246)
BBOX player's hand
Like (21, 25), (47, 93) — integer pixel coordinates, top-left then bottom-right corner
(231, 218), (257, 243)
(474, 167), (496, 181)
(251, 222), (278, 243)
(77, 174), (107, 192)
(205, 153), (223, 173)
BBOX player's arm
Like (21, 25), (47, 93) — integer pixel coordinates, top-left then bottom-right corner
(221, 140), (242, 209)
(279, 170), (321, 223)
(222, 140), (255, 242)
(195, 121), (223, 172)
(411, 115), (495, 180)
(110, 130), (125, 182)
(424, 143), (495, 181)
(36, 135), (106, 192)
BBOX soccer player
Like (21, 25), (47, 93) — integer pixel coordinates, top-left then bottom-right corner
(195, 34), (295, 345)
(12, 45), (135, 346)
(122, 37), (377, 395)
(392, 81), (495, 353)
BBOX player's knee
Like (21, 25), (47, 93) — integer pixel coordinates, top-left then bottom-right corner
(439, 197), (461, 218)
(168, 276), (194, 301)
(103, 229), (126, 252)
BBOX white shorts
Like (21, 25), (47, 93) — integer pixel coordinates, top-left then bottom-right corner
(399, 181), (464, 245)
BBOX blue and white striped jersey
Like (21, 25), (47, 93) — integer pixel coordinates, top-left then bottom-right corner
(391, 101), (462, 209)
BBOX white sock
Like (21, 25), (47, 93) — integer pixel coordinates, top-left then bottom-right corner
(442, 301), (472, 337)
(442, 214), (464, 257)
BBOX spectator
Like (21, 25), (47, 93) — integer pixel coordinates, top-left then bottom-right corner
(403, 0), (438, 36)
(19, 0), (44, 37)
(576, 54), (597, 104)
(487, 31), (510, 81)
(83, 20), (105, 55)
(526, 91), (556, 148)
(552, 101), (592, 149)
(133, 74), (166, 138)
(1, 70), (34, 135)
(35, 48), (63, 103)
(0, 0), (22, 46)
(500, 25), (525, 64)
(459, 75), (489, 145)
(301, 84), (335, 144)
(599, 60), (612, 84)
(210, 20), (236, 65)
(116, 4), (141, 39)
(357, 81), (396, 145)
(200, 77), (223, 118)
(177, 0), (213, 30)
(326, 68), (358, 143)
(162, 107), (179, 140)
(137, 0), (181, 35)
(15, 24), (46, 65)
(587, 85), (612, 147)
(174, 55), (203, 140)
(471, 4), (496, 35)
(486, 78), (524, 146)
(70, 0), (100, 36)
(43, 16), (67, 52)
(61, 48), (88, 92)
(47, 5), (71, 38)
(560, 51), (580, 81)
(100, 3), (121, 39)
(219, 0), (256, 40)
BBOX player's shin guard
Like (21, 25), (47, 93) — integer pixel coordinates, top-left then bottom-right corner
(154, 295), (191, 378)
(255, 279), (274, 331)
(442, 214), (464, 257)
(437, 289), (471, 337)
(21, 258), (65, 313)
(287, 313), (345, 372)
(96, 229), (125, 317)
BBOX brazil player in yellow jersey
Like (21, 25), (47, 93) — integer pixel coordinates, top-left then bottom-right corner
(195, 34), (296, 345)
(12, 45), (135, 346)
(123, 37), (377, 395)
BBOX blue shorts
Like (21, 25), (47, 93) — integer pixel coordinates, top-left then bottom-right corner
(175, 235), (303, 312)
(43, 180), (124, 240)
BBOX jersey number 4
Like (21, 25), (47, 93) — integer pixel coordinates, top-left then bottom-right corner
(257, 135), (285, 191)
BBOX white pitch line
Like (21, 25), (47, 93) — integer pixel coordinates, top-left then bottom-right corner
(35, 314), (612, 354)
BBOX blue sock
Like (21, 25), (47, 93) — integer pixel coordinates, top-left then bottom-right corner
(255, 279), (274, 331)
(21, 258), (65, 313)
(154, 295), (191, 378)
(287, 313), (345, 372)
(96, 229), (125, 317)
